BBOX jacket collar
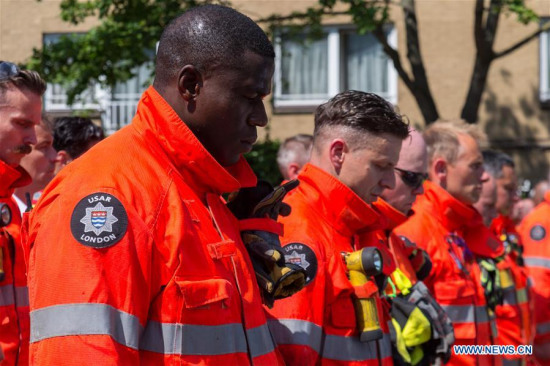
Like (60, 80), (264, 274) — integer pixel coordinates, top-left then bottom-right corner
(131, 86), (256, 195)
(415, 180), (477, 232)
(415, 180), (503, 258)
(0, 160), (31, 198)
(297, 164), (382, 237)
(490, 214), (517, 236)
(464, 209), (504, 258)
(373, 198), (407, 230)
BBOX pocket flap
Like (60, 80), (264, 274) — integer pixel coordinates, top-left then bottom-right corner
(177, 278), (233, 309)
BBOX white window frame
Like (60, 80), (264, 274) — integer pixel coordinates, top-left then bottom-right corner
(273, 25), (397, 112)
(43, 82), (105, 112)
(541, 19), (550, 103)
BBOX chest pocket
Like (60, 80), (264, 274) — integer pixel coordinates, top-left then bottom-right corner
(177, 278), (233, 310)
(175, 277), (237, 329)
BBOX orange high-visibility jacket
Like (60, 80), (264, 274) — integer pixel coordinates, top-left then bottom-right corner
(518, 192), (550, 362)
(371, 198), (426, 287)
(268, 164), (393, 366)
(491, 214), (534, 366)
(23, 86), (283, 365)
(0, 161), (31, 366)
(395, 181), (501, 366)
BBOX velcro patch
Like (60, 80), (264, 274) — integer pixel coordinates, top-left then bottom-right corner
(70, 192), (128, 248)
(282, 242), (318, 285)
(530, 225), (546, 241)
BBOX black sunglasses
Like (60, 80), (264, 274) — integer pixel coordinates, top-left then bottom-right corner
(394, 167), (428, 190)
(0, 61), (20, 80)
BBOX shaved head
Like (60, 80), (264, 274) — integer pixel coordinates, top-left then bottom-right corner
(154, 5), (274, 92)
(397, 129), (427, 174)
(381, 129), (428, 214)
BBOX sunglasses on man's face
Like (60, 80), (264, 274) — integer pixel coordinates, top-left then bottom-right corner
(0, 61), (20, 80)
(394, 167), (428, 190)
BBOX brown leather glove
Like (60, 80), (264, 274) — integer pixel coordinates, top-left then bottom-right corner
(227, 180), (306, 308)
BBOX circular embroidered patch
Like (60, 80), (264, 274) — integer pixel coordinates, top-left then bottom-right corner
(530, 225), (546, 241)
(282, 242), (318, 285)
(70, 192), (128, 248)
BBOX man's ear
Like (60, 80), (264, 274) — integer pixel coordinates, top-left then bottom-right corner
(57, 150), (71, 166)
(177, 65), (203, 102)
(329, 139), (346, 175)
(287, 163), (301, 181)
(433, 158), (447, 186)
(54, 150), (71, 174)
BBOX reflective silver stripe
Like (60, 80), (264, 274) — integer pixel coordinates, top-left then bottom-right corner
(0, 285), (14, 306)
(141, 321), (275, 357)
(476, 306), (490, 323)
(502, 286), (518, 306)
(524, 256), (550, 269)
(322, 333), (378, 361)
(16, 286), (29, 307)
(0, 285), (28, 307)
(516, 288), (528, 305)
(537, 321), (550, 336)
(30, 303), (143, 350)
(268, 319), (322, 353)
(441, 305), (489, 324)
(269, 318), (379, 361)
(502, 358), (522, 366)
(378, 332), (392, 360)
(246, 323), (276, 358)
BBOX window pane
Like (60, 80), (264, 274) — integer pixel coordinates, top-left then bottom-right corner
(281, 35), (328, 98)
(344, 32), (388, 94)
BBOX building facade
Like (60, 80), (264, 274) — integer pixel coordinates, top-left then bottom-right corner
(1, 0), (549, 181)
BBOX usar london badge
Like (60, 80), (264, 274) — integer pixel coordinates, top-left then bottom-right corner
(71, 192), (128, 248)
(282, 243), (318, 285)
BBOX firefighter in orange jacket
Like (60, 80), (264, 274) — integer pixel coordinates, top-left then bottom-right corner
(481, 150), (535, 366)
(518, 190), (550, 363)
(365, 129), (454, 365)
(23, 6), (295, 365)
(0, 63), (45, 366)
(395, 121), (502, 366)
(267, 90), (410, 365)
(376, 129), (432, 286)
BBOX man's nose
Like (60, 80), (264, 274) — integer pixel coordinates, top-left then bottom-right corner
(382, 169), (397, 190)
(25, 131), (37, 146)
(248, 102), (268, 127)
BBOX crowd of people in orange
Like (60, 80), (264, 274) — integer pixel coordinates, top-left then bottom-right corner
(1, 4), (549, 366)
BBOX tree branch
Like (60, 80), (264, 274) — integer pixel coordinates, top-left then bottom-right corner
(256, 10), (348, 24)
(494, 22), (550, 59)
(474, 0), (485, 52)
(372, 25), (414, 90)
(484, 0), (501, 49)
(255, 0), (403, 24)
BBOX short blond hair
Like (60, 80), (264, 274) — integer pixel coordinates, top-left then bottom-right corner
(423, 119), (487, 165)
